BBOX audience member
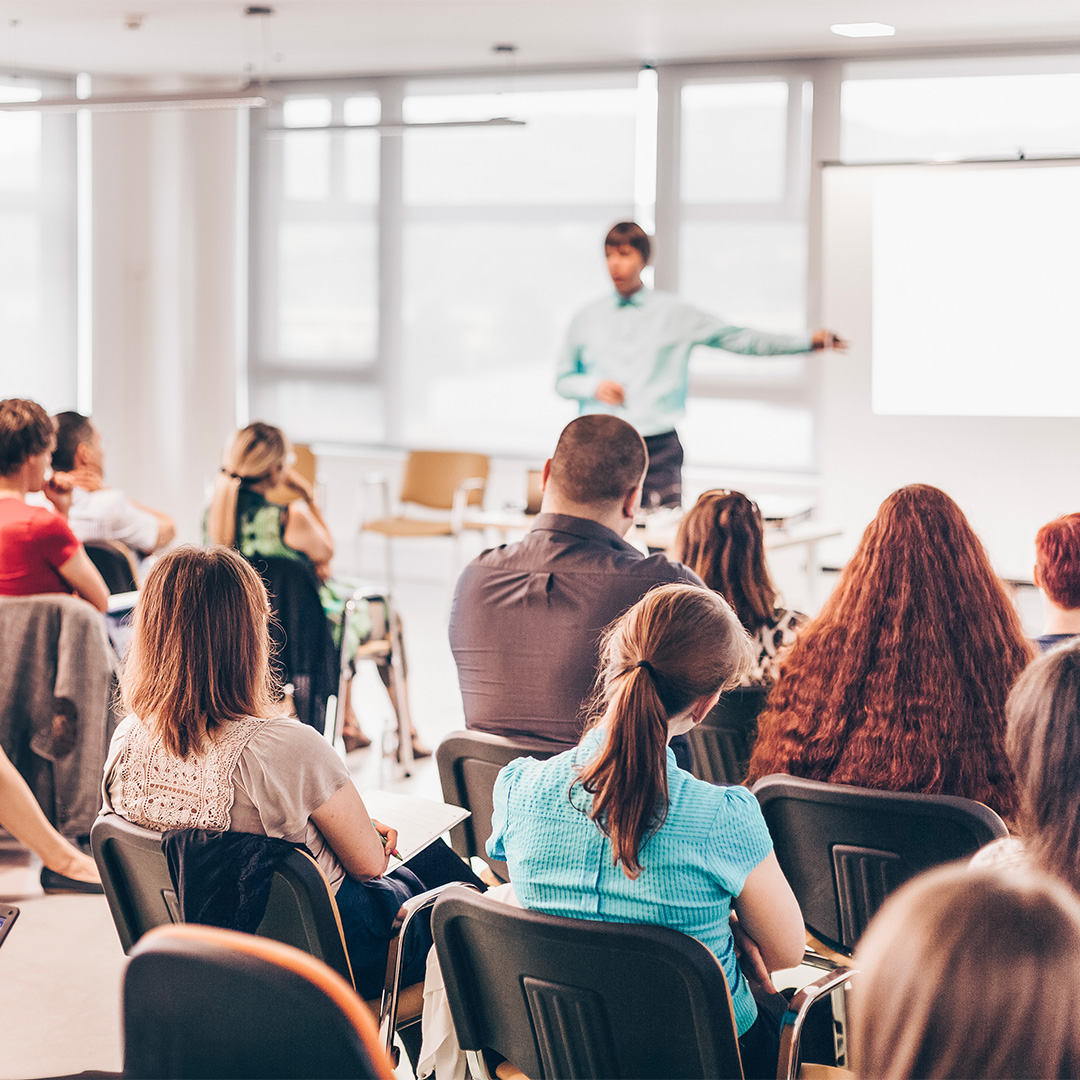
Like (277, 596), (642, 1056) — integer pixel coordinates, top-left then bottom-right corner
(851, 865), (1080, 1080)
(101, 546), (483, 998)
(973, 639), (1080, 883)
(488, 584), (804, 1079)
(450, 415), (703, 764)
(746, 484), (1031, 820)
(0, 743), (101, 894)
(0, 399), (108, 611)
(1032, 512), (1080, 651)
(52, 411), (175, 559)
(673, 489), (806, 685)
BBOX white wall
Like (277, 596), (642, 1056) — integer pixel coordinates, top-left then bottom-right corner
(819, 164), (1080, 581)
(90, 81), (241, 543)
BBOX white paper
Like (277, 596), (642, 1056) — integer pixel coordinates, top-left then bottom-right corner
(360, 789), (470, 864)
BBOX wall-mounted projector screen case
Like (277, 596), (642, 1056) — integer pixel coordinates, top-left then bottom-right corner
(871, 162), (1080, 416)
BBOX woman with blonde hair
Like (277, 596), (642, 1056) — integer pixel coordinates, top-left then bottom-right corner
(488, 583), (805, 1078)
(673, 490), (806, 685)
(851, 864), (1080, 1079)
(102, 546), (482, 997)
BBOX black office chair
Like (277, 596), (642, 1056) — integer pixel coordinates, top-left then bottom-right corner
(436, 730), (561, 881)
(431, 886), (850, 1080)
(85, 539), (140, 594)
(752, 774), (1009, 958)
(124, 924), (394, 1080)
(687, 686), (769, 786)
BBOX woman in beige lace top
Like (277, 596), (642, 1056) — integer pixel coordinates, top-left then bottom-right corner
(102, 545), (482, 997)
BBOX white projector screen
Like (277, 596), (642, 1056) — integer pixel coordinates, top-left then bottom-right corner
(872, 163), (1080, 416)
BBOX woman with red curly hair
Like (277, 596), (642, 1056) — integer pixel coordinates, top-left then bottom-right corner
(746, 484), (1032, 820)
(1033, 512), (1080, 652)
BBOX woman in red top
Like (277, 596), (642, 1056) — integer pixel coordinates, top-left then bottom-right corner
(0, 399), (108, 610)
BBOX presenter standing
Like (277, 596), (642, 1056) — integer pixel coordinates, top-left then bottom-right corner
(556, 222), (846, 508)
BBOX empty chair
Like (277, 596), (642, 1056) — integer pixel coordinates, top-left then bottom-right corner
(431, 885), (849, 1080)
(436, 729), (560, 881)
(361, 450), (489, 588)
(751, 773), (1008, 958)
(123, 924), (393, 1080)
(687, 686), (769, 786)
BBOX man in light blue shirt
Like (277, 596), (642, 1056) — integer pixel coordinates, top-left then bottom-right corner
(556, 222), (845, 507)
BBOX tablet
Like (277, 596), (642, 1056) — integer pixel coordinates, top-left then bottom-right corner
(0, 905), (19, 950)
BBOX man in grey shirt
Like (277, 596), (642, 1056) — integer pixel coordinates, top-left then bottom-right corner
(449, 414), (703, 762)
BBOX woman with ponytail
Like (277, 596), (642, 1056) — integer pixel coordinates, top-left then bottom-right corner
(487, 583), (804, 1078)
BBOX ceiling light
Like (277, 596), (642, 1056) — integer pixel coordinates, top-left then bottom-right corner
(830, 22), (896, 38)
(0, 89), (272, 113)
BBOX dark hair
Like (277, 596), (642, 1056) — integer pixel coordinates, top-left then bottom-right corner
(1006, 640), (1080, 891)
(747, 484), (1031, 821)
(0, 398), (55, 478)
(604, 221), (651, 265)
(852, 865), (1080, 1080)
(673, 490), (778, 632)
(548, 415), (647, 507)
(121, 546), (279, 757)
(1036, 513), (1080, 610)
(52, 411), (95, 473)
(577, 584), (752, 878)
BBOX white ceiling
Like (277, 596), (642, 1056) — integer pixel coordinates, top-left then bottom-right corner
(3, 1), (1080, 81)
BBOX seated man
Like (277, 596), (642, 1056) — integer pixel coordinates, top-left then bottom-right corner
(449, 414), (704, 763)
(52, 411), (175, 559)
(1034, 512), (1080, 651)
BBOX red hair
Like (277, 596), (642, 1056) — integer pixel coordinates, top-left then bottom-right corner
(1036, 513), (1080, 610)
(747, 485), (1032, 820)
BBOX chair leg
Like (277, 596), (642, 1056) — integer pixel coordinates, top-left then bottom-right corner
(387, 609), (414, 779)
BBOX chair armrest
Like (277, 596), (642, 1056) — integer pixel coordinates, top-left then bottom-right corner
(776, 966), (856, 1080)
(450, 477), (485, 533)
(378, 881), (481, 1061)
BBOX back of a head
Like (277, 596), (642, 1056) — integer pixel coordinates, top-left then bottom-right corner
(1036, 513), (1080, 611)
(122, 546), (277, 757)
(206, 422), (289, 546)
(852, 864), (1080, 1080)
(1006, 640), (1080, 891)
(0, 398), (53, 478)
(747, 484), (1030, 817)
(673, 490), (776, 631)
(51, 411), (94, 473)
(547, 415), (646, 509)
(579, 583), (753, 877)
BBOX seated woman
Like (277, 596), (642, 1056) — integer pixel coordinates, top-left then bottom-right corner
(850, 864), (1080, 1079)
(672, 489), (806, 685)
(488, 583), (805, 1079)
(746, 484), (1031, 821)
(1032, 512), (1080, 652)
(102, 546), (482, 998)
(0, 398), (108, 611)
(206, 422), (427, 756)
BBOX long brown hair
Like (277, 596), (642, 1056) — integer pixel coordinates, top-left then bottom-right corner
(747, 484), (1031, 819)
(851, 865), (1080, 1080)
(206, 422), (289, 547)
(121, 546), (279, 756)
(673, 490), (778, 632)
(577, 584), (753, 878)
(1006, 640), (1080, 891)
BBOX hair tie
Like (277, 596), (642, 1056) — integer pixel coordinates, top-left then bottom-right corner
(220, 468), (243, 480)
(635, 659), (655, 676)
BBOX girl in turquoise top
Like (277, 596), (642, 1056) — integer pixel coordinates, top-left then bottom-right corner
(488, 583), (804, 1079)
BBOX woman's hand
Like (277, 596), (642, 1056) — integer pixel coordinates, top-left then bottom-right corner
(371, 819), (400, 874)
(730, 911), (778, 995)
(43, 471), (74, 518)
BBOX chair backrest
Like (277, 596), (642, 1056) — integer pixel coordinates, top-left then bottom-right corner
(436, 730), (561, 880)
(752, 774), (1010, 954)
(85, 539), (140, 593)
(248, 555), (338, 734)
(266, 443), (317, 506)
(124, 924), (393, 1080)
(91, 814), (354, 986)
(432, 887), (744, 1080)
(399, 451), (489, 510)
(686, 687), (769, 786)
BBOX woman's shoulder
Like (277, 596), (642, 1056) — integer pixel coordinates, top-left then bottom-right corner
(669, 770), (762, 822)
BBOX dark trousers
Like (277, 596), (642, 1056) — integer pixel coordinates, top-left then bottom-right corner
(334, 838), (486, 999)
(642, 430), (684, 509)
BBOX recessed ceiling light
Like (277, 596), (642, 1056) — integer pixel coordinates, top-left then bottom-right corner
(830, 22), (896, 37)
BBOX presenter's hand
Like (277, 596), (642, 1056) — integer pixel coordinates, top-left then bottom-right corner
(812, 329), (848, 353)
(595, 379), (626, 406)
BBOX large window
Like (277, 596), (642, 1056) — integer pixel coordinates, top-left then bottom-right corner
(0, 78), (77, 411)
